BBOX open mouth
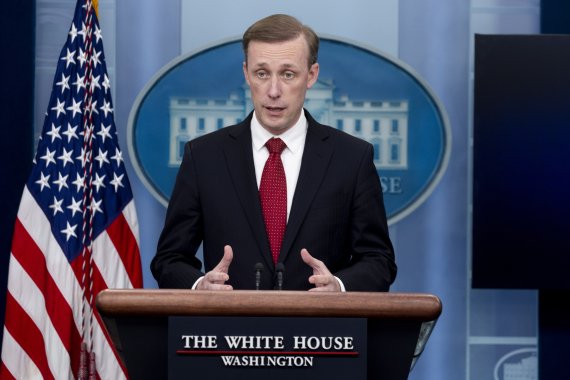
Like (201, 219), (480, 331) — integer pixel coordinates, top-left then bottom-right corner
(265, 106), (285, 113)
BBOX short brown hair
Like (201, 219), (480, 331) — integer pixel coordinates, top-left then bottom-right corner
(242, 14), (319, 67)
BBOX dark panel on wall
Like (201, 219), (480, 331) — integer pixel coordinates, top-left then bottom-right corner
(0, 1), (35, 348)
(541, 0), (570, 34)
(539, 290), (570, 379)
(472, 34), (570, 290)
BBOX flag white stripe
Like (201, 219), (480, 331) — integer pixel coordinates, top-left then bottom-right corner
(7, 255), (73, 379)
(123, 200), (140, 246)
(93, 229), (133, 288)
(1, 329), (43, 380)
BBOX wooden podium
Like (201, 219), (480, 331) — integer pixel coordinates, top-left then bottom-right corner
(96, 290), (441, 380)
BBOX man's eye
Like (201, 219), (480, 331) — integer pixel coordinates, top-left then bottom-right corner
(283, 72), (295, 79)
(256, 71), (268, 79)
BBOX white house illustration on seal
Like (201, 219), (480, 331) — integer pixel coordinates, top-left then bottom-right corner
(168, 79), (408, 170)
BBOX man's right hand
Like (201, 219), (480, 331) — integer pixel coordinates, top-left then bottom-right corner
(196, 245), (234, 290)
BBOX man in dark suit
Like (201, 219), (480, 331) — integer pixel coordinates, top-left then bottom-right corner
(151, 14), (396, 291)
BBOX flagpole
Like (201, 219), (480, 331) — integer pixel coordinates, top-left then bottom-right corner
(79, 0), (96, 378)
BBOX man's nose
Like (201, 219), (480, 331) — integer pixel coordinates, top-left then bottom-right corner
(267, 77), (281, 98)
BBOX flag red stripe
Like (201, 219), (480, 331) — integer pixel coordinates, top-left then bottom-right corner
(70, 250), (109, 302)
(0, 361), (17, 380)
(4, 292), (56, 380)
(11, 219), (82, 376)
(106, 211), (143, 287)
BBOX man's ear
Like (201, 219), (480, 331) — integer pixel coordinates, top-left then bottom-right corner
(307, 63), (319, 89)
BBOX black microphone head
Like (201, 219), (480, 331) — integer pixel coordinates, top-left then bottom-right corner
(275, 262), (285, 290)
(254, 263), (264, 272)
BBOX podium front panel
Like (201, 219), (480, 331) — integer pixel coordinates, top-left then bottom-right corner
(97, 290), (441, 380)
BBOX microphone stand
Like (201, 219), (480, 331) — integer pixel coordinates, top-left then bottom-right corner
(275, 263), (284, 291)
(254, 263), (264, 290)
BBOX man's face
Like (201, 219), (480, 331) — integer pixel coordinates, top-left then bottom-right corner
(243, 35), (319, 135)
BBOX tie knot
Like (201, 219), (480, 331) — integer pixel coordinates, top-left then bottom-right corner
(265, 138), (286, 154)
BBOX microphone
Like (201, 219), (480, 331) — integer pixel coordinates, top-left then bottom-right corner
(254, 263), (264, 290)
(275, 262), (285, 291)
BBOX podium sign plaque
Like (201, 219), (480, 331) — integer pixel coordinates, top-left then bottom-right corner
(168, 316), (367, 379)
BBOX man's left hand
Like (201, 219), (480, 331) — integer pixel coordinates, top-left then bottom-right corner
(300, 248), (341, 292)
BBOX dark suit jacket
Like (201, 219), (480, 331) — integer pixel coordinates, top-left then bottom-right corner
(151, 111), (396, 291)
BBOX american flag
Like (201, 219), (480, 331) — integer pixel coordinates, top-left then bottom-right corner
(0, 0), (142, 379)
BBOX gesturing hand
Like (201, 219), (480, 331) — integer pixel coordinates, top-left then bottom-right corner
(300, 248), (341, 292)
(196, 245), (234, 290)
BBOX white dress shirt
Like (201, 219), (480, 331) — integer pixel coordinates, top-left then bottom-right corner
(251, 110), (307, 220)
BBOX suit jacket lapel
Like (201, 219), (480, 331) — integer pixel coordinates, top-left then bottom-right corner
(280, 117), (333, 263)
(223, 117), (274, 270)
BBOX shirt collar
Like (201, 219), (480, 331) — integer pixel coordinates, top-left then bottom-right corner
(251, 110), (308, 154)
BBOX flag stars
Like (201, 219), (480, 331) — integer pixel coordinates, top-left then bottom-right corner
(62, 123), (79, 142)
(51, 98), (67, 118)
(40, 148), (56, 167)
(49, 196), (64, 216)
(28, 5), (132, 255)
(92, 173), (106, 192)
(61, 221), (78, 242)
(110, 173), (124, 192)
(77, 48), (87, 67)
(72, 172), (85, 192)
(73, 73), (86, 92)
(57, 148), (74, 167)
(35, 172), (51, 191)
(66, 98), (83, 118)
(69, 23), (78, 43)
(97, 124), (112, 143)
(85, 100), (98, 116)
(67, 197), (83, 217)
(53, 172), (69, 192)
(46, 123), (62, 142)
(78, 22), (87, 42)
(94, 148), (109, 167)
(55, 73), (70, 94)
(90, 75), (101, 93)
(90, 198), (103, 216)
(100, 101), (113, 118)
(94, 25), (103, 44)
(76, 147), (87, 168)
(60, 48), (76, 68)
(91, 49), (102, 68)
(102, 74), (111, 94)
(111, 148), (123, 167)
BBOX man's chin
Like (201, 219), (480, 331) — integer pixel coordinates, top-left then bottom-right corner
(260, 122), (290, 135)
(259, 115), (290, 134)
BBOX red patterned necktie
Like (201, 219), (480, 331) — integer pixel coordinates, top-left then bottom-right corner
(259, 138), (287, 264)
